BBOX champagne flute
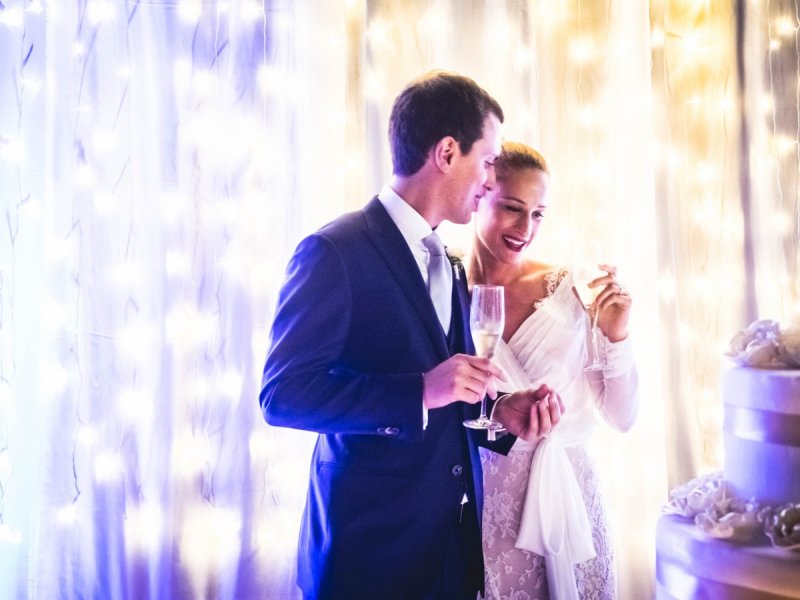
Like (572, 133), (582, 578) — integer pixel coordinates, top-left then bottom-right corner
(572, 256), (606, 372)
(463, 284), (506, 431)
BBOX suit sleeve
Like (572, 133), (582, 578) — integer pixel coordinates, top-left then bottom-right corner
(260, 233), (424, 440)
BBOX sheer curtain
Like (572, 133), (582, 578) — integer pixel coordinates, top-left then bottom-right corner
(0, 1), (797, 599)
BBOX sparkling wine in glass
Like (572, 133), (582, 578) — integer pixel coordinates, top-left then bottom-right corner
(572, 264), (605, 372)
(463, 284), (506, 431)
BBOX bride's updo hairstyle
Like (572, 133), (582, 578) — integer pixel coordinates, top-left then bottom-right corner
(493, 141), (549, 183)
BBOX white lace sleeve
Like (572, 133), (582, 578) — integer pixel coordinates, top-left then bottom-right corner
(588, 335), (639, 432)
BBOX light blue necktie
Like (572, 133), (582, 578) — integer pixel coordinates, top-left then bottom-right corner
(422, 232), (452, 332)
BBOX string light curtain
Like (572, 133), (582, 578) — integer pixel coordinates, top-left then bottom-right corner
(1, 0), (796, 599)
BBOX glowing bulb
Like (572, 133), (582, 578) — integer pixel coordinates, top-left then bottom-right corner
(191, 69), (214, 97)
(93, 191), (117, 214)
(40, 295), (70, 326)
(92, 129), (118, 154)
(74, 164), (96, 187)
(417, 7), (446, 36)
(181, 506), (243, 571)
(0, 135), (25, 165)
(651, 27), (665, 48)
(772, 211), (793, 234)
(178, 0), (203, 23)
(76, 425), (96, 447)
(117, 388), (154, 424)
(0, 7), (24, 27)
(0, 380), (13, 411)
(173, 432), (212, 476)
(775, 16), (797, 36)
(217, 369), (243, 403)
(125, 503), (163, 553)
(0, 523), (22, 545)
(94, 452), (123, 482)
(26, 0), (45, 15)
(87, 0), (115, 24)
(240, 0), (263, 23)
(161, 189), (191, 223)
(117, 322), (155, 359)
(21, 75), (42, 97)
(249, 432), (270, 462)
(57, 505), (78, 525)
(165, 306), (217, 347)
(39, 362), (70, 398)
(165, 250), (192, 279)
(569, 37), (595, 63)
(365, 19), (391, 47)
(110, 260), (144, 288)
(774, 134), (796, 156)
(0, 450), (12, 477)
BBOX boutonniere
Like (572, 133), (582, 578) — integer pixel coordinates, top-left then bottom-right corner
(446, 248), (466, 281)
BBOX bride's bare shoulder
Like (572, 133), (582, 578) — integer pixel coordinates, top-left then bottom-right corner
(521, 260), (561, 282)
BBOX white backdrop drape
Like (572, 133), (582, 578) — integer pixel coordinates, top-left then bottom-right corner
(0, 1), (797, 599)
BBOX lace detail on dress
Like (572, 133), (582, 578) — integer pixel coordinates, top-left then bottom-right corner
(532, 268), (569, 311)
(481, 445), (615, 600)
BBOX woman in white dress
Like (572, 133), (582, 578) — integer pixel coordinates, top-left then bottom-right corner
(470, 142), (639, 600)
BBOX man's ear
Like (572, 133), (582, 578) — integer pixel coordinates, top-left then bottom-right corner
(433, 136), (458, 172)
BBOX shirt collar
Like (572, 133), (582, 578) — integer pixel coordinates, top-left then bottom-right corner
(377, 184), (434, 249)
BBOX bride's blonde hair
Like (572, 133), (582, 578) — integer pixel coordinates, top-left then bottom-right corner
(494, 141), (549, 181)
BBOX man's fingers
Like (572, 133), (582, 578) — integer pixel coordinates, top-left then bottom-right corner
(464, 355), (507, 381)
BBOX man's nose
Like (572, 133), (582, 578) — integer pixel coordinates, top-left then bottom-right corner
(484, 167), (496, 191)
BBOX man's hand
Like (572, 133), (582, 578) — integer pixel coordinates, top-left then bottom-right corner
(493, 384), (565, 442)
(423, 354), (507, 410)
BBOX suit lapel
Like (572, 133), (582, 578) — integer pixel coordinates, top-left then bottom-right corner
(362, 198), (450, 360)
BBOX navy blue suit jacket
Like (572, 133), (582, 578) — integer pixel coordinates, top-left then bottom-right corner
(261, 198), (514, 599)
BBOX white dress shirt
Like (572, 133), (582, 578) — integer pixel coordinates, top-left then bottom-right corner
(378, 185), (445, 429)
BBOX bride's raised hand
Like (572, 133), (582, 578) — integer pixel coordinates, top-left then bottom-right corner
(588, 264), (632, 343)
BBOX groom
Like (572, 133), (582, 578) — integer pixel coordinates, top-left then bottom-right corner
(261, 71), (558, 599)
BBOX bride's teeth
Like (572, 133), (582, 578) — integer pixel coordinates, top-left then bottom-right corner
(503, 235), (524, 248)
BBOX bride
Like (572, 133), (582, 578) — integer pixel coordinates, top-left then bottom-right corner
(469, 141), (640, 599)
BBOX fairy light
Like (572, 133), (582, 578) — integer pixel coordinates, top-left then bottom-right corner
(0, 135), (25, 165)
(75, 425), (96, 447)
(178, 0), (203, 24)
(180, 506), (242, 577)
(124, 503), (163, 554)
(93, 452), (124, 483)
(164, 305), (217, 348)
(569, 36), (595, 63)
(0, 7), (24, 28)
(165, 250), (192, 279)
(110, 261), (145, 288)
(0, 523), (23, 545)
(173, 432), (213, 478)
(92, 191), (117, 215)
(116, 322), (155, 361)
(86, 0), (115, 25)
(56, 505), (78, 526)
(117, 388), (154, 424)
(91, 129), (118, 154)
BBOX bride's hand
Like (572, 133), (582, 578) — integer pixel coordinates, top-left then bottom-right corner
(588, 264), (631, 342)
(493, 384), (565, 442)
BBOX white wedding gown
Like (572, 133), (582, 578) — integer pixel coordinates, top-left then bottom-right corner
(481, 269), (639, 600)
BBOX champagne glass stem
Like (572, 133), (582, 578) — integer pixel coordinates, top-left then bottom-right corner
(591, 306), (601, 363)
(479, 396), (488, 420)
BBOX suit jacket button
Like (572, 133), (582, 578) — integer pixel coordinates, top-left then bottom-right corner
(451, 464), (463, 477)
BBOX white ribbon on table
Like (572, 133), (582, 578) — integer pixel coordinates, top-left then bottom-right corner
(515, 432), (596, 600)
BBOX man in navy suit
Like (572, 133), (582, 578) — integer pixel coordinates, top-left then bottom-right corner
(261, 71), (561, 600)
